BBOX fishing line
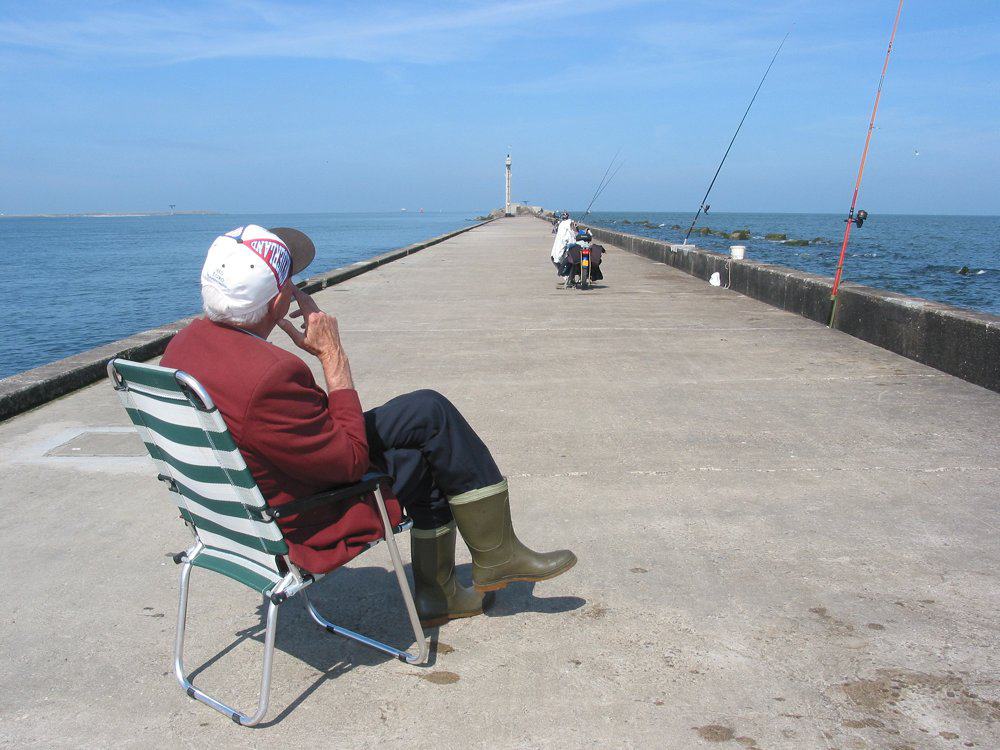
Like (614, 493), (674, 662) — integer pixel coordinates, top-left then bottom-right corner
(828, 0), (904, 327)
(682, 28), (792, 244)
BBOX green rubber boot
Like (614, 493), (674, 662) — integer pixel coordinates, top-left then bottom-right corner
(410, 522), (486, 627)
(449, 479), (577, 592)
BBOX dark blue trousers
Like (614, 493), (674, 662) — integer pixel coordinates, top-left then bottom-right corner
(364, 390), (503, 530)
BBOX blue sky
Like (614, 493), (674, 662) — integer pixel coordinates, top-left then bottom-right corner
(1, 1), (997, 215)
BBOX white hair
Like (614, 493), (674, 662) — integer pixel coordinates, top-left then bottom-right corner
(201, 284), (271, 326)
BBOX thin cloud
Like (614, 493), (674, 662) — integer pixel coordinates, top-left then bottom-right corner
(0, 0), (652, 65)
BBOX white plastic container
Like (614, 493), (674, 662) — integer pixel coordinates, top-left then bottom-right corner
(730, 245), (746, 260)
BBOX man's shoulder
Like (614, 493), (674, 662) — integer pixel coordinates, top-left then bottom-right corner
(163, 319), (311, 384)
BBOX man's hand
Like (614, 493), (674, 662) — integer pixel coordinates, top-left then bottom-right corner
(277, 309), (341, 359)
(277, 286), (355, 392)
(287, 284), (321, 321)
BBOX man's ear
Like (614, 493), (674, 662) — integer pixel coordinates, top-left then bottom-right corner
(268, 288), (288, 318)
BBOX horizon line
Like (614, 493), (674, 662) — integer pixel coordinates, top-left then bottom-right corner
(3, 208), (999, 219)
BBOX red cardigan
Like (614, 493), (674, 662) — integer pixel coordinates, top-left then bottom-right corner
(161, 318), (402, 574)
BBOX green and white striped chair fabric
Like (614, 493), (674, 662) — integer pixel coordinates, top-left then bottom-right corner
(110, 359), (289, 595)
(109, 357), (427, 726)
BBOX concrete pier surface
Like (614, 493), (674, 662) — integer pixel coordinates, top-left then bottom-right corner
(1, 216), (998, 749)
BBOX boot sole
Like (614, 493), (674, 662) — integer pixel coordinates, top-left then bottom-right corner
(473, 557), (578, 592)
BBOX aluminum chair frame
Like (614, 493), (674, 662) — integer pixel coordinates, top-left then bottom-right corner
(109, 359), (429, 727)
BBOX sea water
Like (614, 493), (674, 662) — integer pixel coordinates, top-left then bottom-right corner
(0, 212), (476, 379)
(584, 211), (999, 316)
(1, 211), (997, 380)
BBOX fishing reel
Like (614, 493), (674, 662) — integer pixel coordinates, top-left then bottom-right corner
(846, 209), (869, 228)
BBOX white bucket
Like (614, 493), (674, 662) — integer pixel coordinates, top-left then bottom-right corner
(730, 245), (746, 260)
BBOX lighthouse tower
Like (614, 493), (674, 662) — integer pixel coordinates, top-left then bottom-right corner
(505, 154), (512, 216)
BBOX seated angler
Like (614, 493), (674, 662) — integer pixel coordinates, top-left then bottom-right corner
(161, 225), (577, 626)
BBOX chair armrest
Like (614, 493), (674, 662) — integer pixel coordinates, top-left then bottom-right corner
(268, 472), (393, 520)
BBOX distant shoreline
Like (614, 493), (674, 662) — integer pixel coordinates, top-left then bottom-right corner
(0, 210), (220, 219)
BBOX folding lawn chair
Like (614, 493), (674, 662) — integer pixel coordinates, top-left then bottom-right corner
(108, 358), (428, 727)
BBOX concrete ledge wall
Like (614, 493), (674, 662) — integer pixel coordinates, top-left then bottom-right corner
(0, 219), (494, 422)
(574, 220), (1000, 393)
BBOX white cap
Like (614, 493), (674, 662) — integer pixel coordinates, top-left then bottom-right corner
(200, 224), (314, 316)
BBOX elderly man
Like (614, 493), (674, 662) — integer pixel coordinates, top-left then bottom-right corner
(161, 225), (576, 627)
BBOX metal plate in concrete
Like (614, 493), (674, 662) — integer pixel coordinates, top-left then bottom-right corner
(45, 429), (145, 457)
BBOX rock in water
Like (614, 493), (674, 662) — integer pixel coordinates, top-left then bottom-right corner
(728, 229), (751, 240)
(765, 232), (787, 241)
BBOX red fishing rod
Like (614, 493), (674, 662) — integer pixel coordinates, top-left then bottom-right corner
(828, 0), (905, 326)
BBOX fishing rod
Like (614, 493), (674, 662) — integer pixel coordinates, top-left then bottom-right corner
(583, 150), (625, 217)
(586, 148), (621, 213)
(682, 29), (791, 244)
(828, 0), (904, 326)
(586, 161), (624, 216)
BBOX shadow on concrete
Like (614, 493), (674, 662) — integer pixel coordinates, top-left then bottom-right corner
(187, 562), (584, 726)
(453, 562), (586, 618)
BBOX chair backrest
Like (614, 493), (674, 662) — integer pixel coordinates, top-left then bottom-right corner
(109, 358), (290, 595)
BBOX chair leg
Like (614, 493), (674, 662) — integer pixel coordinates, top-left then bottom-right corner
(303, 486), (429, 665)
(173, 561), (280, 727)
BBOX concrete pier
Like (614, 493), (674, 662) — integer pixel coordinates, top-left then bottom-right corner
(1, 216), (998, 748)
